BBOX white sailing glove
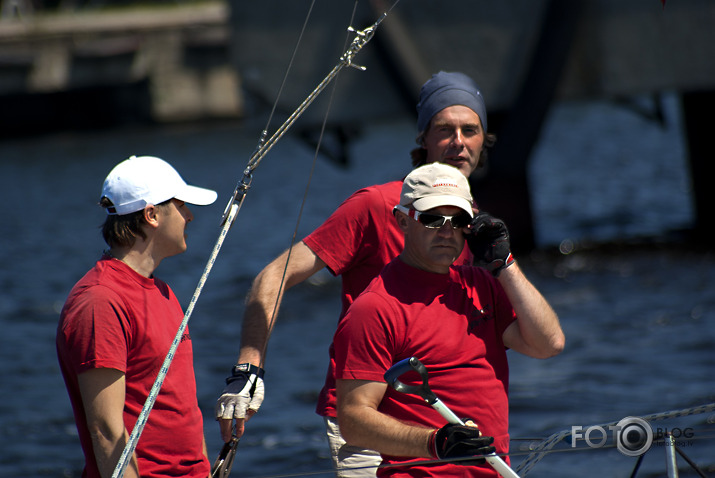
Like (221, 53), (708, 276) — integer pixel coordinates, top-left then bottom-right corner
(216, 363), (265, 420)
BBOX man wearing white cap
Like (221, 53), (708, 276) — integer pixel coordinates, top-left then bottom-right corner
(57, 156), (217, 478)
(334, 163), (564, 477)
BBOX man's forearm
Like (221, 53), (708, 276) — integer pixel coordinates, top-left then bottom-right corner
(238, 297), (277, 365)
(93, 428), (140, 478)
(237, 242), (326, 365)
(339, 403), (432, 457)
(237, 257), (290, 365)
(499, 262), (565, 358)
(338, 379), (433, 457)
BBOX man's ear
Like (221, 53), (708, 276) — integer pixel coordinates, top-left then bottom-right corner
(394, 211), (410, 233)
(143, 204), (160, 228)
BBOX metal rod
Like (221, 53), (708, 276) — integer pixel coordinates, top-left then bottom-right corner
(385, 357), (521, 478)
(664, 433), (679, 478)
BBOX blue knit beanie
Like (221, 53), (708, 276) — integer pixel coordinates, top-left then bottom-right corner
(416, 71), (487, 133)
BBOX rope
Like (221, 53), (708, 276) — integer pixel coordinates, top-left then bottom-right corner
(215, 405), (715, 478)
(261, 0), (361, 369)
(110, 4), (393, 478)
(514, 402), (715, 476)
(260, 0), (318, 137)
(200, 425), (715, 478)
(261, 0), (404, 367)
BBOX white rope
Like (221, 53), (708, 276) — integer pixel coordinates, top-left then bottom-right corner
(110, 10), (390, 478)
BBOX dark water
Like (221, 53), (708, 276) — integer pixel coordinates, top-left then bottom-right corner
(1, 94), (713, 478)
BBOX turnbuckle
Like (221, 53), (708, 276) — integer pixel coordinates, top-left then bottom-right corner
(341, 13), (386, 70)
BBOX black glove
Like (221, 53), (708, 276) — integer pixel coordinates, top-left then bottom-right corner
(429, 423), (496, 465)
(466, 212), (515, 276)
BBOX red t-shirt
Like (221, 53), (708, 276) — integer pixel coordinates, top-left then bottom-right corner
(56, 257), (210, 478)
(304, 180), (473, 417)
(334, 258), (516, 477)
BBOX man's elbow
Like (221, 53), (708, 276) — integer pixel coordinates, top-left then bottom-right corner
(538, 332), (566, 359)
(337, 414), (361, 447)
(87, 420), (125, 449)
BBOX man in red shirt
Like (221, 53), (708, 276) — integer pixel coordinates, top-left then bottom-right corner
(57, 155), (217, 478)
(335, 163), (564, 477)
(216, 72), (497, 476)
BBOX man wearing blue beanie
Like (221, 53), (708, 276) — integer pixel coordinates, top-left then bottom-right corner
(417, 71), (488, 133)
(411, 71), (495, 177)
(218, 71), (562, 477)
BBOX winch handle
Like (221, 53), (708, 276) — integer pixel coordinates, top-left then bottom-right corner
(384, 357), (521, 478)
(384, 357), (462, 425)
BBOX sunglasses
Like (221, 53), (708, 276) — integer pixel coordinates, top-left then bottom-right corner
(394, 204), (472, 229)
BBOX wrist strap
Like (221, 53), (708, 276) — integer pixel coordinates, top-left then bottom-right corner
(428, 429), (439, 459)
(493, 253), (515, 277)
(231, 363), (265, 378)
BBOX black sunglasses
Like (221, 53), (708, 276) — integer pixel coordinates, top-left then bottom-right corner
(394, 205), (472, 229)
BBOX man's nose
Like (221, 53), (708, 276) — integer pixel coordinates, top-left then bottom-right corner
(450, 130), (464, 146)
(437, 221), (456, 235)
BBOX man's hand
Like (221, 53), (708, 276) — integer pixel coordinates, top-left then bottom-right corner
(215, 363), (265, 443)
(466, 212), (515, 277)
(429, 423), (495, 465)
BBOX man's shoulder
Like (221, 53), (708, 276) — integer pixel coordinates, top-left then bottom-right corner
(350, 179), (402, 200)
(322, 179), (402, 221)
(337, 180), (401, 216)
(63, 261), (136, 310)
(343, 279), (395, 320)
(63, 278), (124, 315)
(66, 261), (110, 293)
(451, 264), (500, 292)
(353, 260), (402, 302)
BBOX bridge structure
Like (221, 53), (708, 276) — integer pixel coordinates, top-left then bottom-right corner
(229, 0), (715, 250)
(0, 0), (241, 131)
(1, 0), (713, 249)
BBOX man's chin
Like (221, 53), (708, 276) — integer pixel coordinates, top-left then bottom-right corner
(431, 249), (460, 264)
(443, 159), (469, 174)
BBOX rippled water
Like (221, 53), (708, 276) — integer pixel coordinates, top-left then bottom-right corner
(1, 94), (712, 477)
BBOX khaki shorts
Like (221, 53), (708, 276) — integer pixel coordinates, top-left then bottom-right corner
(324, 416), (381, 477)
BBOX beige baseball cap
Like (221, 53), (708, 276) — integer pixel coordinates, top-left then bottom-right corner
(399, 163), (473, 216)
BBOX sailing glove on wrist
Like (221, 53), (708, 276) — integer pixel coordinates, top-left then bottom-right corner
(215, 363), (265, 420)
(429, 423), (496, 465)
(466, 212), (515, 277)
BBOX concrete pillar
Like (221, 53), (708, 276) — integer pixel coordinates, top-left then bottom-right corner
(681, 90), (715, 244)
(29, 41), (70, 91)
(138, 31), (241, 122)
(473, 0), (584, 252)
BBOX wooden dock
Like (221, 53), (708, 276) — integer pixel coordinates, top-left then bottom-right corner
(1, 0), (713, 247)
(0, 1), (240, 122)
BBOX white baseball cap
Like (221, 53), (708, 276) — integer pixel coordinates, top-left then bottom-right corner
(101, 155), (218, 215)
(399, 163), (473, 216)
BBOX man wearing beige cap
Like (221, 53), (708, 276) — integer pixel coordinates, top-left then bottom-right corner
(57, 155), (217, 478)
(334, 163), (564, 477)
(216, 71), (533, 476)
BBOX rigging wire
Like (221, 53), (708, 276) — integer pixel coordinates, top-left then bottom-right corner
(111, 2), (396, 477)
(259, 0), (405, 362)
(222, 413), (715, 478)
(260, 0), (361, 370)
(214, 2), (403, 474)
(217, 3), (402, 474)
(253, 0), (317, 162)
(514, 402), (715, 476)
